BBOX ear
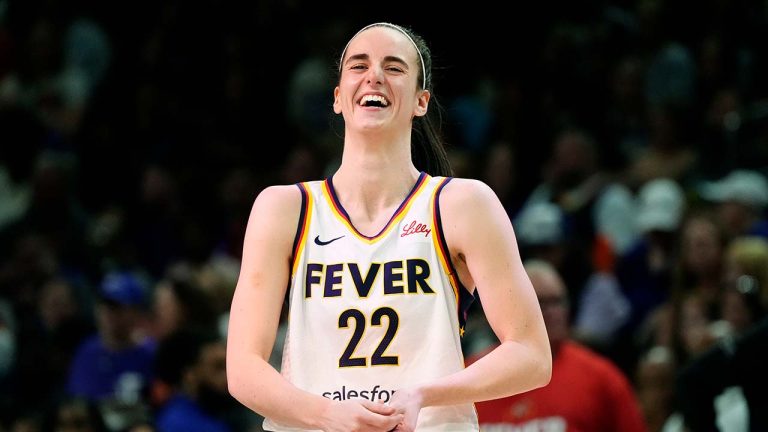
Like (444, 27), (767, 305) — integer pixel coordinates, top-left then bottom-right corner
(413, 89), (430, 117)
(333, 86), (342, 114)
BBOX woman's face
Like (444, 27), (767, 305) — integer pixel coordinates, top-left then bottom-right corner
(333, 26), (429, 134)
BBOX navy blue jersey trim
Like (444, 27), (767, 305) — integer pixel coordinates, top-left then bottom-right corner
(325, 171), (427, 240)
(289, 183), (309, 272)
(434, 177), (475, 329)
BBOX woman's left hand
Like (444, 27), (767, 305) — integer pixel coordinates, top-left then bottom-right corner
(387, 387), (424, 431)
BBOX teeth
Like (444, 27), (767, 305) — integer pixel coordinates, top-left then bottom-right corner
(359, 94), (389, 106)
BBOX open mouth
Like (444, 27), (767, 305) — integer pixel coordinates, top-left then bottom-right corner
(358, 94), (390, 108)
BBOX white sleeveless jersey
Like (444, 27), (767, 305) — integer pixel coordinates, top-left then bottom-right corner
(263, 172), (478, 432)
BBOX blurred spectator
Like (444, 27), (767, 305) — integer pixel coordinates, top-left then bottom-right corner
(697, 169), (768, 240)
(63, 17), (110, 98)
(613, 178), (686, 374)
(0, 150), (94, 281)
(571, 269), (632, 350)
(638, 212), (727, 364)
(676, 293), (719, 361)
(574, 183), (639, 349)
(676, 317), (768, 432)
(523, 129), (607, 226)
(720, 274), (764, 339)
(42, 397), (107, 432)
(676, 213), (727, 317)
(195, 256), (239, 339)
(150, 274), (218, 342)
(645, 42), (697, 111)
(471, 260), (647, 432)
(624, 103), (698, 188)
(147, 268), (220, 408)
(153, 329), (238, 432)
(518, 128), (632, 305)
(0, 12), (109, 139)
(514, 201), (565, 263)
(0, 232), (58, 325)
(515, 200), (632, 348)
(634, 346), (680, 432)
(10, 277), (93, 420)
(624, 178), (686, 317)
(592, 180), (639, 258)
(719, 236), (768, 335)
(674, 236), (768, 432)
(66, 271), (155, 430)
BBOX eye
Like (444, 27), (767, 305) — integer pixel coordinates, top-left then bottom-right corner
(350, 64), (367, 70)
(386, 66), (405, 73)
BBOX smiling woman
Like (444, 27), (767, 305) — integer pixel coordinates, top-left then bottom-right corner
(334, 22), (449, 178)
(226, 22), (552, 432)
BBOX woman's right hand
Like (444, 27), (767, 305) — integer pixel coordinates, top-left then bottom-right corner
(317, 399), (404, 432)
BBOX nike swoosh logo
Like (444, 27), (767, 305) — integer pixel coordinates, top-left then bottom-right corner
(314, 235), (345, 246)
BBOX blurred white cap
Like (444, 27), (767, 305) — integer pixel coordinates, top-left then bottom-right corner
(515, 202), (564, 245)
(636, 178), (685, 233)
(698, 170), (768, 208)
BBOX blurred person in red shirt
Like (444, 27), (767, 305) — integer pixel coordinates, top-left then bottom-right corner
(470, 260), (647, 432)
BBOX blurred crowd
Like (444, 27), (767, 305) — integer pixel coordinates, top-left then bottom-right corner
(1, 0), (768, 431)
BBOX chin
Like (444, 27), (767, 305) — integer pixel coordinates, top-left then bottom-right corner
(356, 122), (389, 133)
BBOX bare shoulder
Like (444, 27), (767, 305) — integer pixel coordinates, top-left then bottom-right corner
(437, 177), (514, 258)
(253, 185), (301, 217)
(253, 184), (303, 212)
(439, 177), (500, 215)
(246, 184), (305, 242)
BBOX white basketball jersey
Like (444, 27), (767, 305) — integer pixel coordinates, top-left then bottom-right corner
(263, 172), (478, 432)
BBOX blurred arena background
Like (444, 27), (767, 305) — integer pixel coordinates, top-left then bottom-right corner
(1, 0), (768, 431)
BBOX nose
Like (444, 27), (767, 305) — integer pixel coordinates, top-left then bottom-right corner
(366, 64), (384, 84)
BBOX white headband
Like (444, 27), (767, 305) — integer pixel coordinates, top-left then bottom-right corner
(339, 22), (427, 90)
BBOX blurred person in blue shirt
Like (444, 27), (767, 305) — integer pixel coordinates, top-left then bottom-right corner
(66, 271), (156, 403)
(153, 328), (235, 432)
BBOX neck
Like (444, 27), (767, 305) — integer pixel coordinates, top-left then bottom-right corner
(333, 130), (420, 208)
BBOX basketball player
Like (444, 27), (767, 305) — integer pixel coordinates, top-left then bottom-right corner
(226, 22), (552, 432)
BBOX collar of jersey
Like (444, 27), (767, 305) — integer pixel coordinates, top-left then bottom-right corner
(322, 171), (429, 244)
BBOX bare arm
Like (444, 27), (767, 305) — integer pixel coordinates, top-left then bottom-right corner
(227, 185), (402, 431)
(391, 179), (552, 428)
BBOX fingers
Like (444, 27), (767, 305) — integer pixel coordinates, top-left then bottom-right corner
(356, 400), (403, 430)
(393, 423), (413, 432)
(359, 398), (396, 416)
(382, 414), (405, 431)
(361, 411), (402, 431)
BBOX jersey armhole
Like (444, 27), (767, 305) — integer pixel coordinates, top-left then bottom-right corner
(289, 182), (311, 278)
(432, 177), (476, 332)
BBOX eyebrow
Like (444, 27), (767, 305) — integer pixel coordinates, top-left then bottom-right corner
(344, 53), (410, 69)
